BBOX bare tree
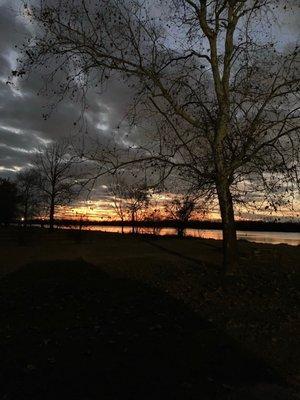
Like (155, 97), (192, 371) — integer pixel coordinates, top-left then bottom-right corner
(108, 177), (149, 234)
(144, 201), (164, 236)
(124, 185), (150, 234)
(33, 140), (79, 230)
(107, 178), (127, 234)
(165, 195), (208, 237)
(16, 168), (41, 226)
(17, 0), (300, 271)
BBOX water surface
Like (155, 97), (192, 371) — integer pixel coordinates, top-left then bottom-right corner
(79, 225), (300, 246)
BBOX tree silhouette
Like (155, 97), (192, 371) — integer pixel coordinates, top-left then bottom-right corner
(124, 185), (149, 234)
(107, 178), (127, 234)
(107, 177), (149, 234)
(16, 168), (41, 226)
(33, 140), (79, 231)
(17, 1), (300, 271)
(165, 195), (208, 237)
(0, 178), (19, 227)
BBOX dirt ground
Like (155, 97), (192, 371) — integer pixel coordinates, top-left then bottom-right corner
(0, 227), (299, 399)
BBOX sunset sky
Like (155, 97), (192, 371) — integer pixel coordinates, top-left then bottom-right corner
(0, 0), (299, 222)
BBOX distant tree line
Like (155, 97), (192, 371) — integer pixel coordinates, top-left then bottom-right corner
(0, 141), (210, 237)
(0, 139), (81, 230)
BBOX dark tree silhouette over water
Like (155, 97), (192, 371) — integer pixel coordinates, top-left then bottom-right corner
(165, 195), (208, 237)
(16, 0), (300, 272)
(108, 178), (149, 234)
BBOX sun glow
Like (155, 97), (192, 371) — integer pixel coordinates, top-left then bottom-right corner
(54, 198), (300, 222)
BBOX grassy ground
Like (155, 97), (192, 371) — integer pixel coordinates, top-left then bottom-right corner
(0, 227), (299, 399)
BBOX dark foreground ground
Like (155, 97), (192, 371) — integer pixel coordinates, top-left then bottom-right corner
(0, 228), (299, 399)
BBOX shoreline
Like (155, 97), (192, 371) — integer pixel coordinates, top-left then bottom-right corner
(5, 225), (300, 247)
(11, 218), (300, 233)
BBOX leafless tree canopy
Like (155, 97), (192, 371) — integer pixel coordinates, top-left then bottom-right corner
(17, 0), (300, 271)
(33, 139), (80, 230)
(165, 194), (208, 236)
(16, 168), (41, 225)
(108, 176), (149, 233)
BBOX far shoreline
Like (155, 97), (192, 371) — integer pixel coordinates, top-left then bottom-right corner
(13, 218), (300, 233)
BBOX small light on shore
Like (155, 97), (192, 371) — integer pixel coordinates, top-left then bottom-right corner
(21, 217), (24, 221)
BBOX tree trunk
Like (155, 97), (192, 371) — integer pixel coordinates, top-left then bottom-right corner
(24, 200), (28, 228)
(177, 223), (184, 238)
(131, 212), (135, 234)
(216, 178), (238, 273)
(49, 197), (55, 231)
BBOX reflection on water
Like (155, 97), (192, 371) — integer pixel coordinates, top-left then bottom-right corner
(80, 225), (300, 246)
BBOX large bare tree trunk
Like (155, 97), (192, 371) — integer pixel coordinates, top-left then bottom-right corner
(49, 197), (55, 231)
(216, 178), (238, 273)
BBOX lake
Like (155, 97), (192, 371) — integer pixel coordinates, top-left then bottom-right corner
(78, 225), (300, 246)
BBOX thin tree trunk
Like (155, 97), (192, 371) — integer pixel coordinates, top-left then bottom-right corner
(131, 212), (135, 234)
(216, 178), (238, 273)
(49, 197), (55, 231)
(24, 200), (28, 228)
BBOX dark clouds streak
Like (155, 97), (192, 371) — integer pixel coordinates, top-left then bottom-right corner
(0, 0), (133, 180)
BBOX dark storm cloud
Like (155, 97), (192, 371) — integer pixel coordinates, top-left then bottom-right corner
(0, 0), (133, 178)
(0, 0), (298, 183)
(0, 143), (33, 169)
(0, 125), (42, 150)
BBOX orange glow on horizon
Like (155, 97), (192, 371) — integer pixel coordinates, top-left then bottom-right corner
(54, 199), (299, 222)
